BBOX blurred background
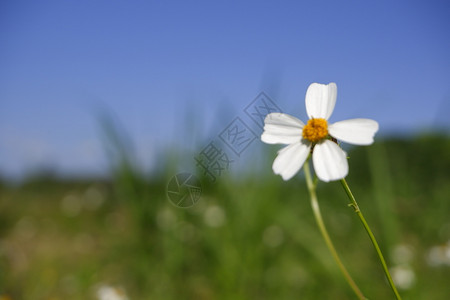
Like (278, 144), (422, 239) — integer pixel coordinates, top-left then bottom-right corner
(1, 0), (449, 299)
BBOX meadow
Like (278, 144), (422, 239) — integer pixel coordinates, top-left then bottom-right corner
(1, 133), (449, 299)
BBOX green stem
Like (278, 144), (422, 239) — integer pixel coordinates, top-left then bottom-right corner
(304, 160), (366, 300)
(340, 178), (402, 300)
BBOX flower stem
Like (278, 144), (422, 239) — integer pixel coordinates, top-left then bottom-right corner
(340, 178), (402, 300)
(303, 160), (366, 300)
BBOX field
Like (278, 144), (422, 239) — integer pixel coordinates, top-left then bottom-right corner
(1, 134), (450, 299)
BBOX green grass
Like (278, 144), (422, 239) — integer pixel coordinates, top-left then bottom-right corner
(1, 134), (450, 299)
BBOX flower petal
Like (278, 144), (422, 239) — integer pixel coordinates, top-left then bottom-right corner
(272, 141), (311, 180)
(305, 82), (337, 120)
(328, 118), (379, 145)
(313, 140), (348, 182)
(261, 113), (304, 144)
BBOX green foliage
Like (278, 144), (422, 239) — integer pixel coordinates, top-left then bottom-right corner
(1, 134), (449, 299)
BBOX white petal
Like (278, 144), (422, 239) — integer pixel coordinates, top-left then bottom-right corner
(264, 112), (305, 127)
(328, 119), (379, 145)
(261, 113), (304, 144)
(312, 140), (348, 182)
(305, 82), (337, 120)
(272, 141), (311, 180)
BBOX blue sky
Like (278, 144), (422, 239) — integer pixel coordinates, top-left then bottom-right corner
(1, 0), (449, 179)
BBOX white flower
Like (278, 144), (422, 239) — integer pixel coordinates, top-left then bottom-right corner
(261, 82), (378, 182)
(96, 285), (129, 300)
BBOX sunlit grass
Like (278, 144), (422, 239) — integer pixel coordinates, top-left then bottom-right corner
(1, 134), (449, 299)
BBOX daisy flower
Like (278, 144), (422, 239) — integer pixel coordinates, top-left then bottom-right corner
(261, 82), (378, 182)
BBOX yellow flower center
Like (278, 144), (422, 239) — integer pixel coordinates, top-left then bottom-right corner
(302, 118), (328, 142)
